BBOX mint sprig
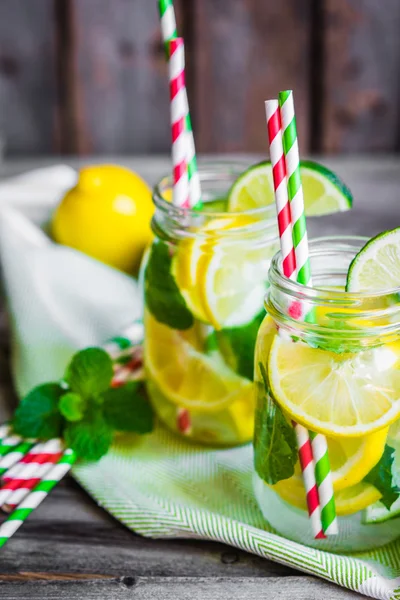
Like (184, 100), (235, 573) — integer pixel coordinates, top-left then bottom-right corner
(145, 241), (194, 330)
(364, 444), (400, 510)
(253, 362), (298, 485)
(13, 347), (154, 461)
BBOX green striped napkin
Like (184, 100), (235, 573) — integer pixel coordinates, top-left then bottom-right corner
(73, 425), (400, 600)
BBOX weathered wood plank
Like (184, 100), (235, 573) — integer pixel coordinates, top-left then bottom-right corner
(0, 576), (362, 599)
(193, 0), (312, 153)
(65, 0), (182, 154)
(0, 0), (57, 155)
(0, 479), (296, 578)
(321, 0), (400, 153)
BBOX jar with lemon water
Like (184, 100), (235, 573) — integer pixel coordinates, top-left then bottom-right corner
(142, 162), (352, 446)
(253, 236), (400, 551)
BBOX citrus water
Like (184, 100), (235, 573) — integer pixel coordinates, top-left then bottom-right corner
(253, 237), (400, 551)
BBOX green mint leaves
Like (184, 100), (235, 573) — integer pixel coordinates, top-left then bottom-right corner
(209, 311), (265, 380)
(13, 383), (64, 439)
(253, 363), (297, 485)
(65, 348), (114, 397)
(364, 445), (400, 510)
(145, 241), (194, 330)
(13, 347), (153, 462)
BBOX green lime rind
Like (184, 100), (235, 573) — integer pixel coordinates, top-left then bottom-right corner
(228, 160), (353, 215)
(363, 496), (400, 524)
(346, 228), (400, 292)
(300, 160), (353, 207)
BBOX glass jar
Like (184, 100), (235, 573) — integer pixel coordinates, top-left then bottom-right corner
(142, 162), (280, 446)
(253, 236), (400, 552)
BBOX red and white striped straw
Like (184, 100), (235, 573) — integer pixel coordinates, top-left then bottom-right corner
(169, 37), (190, 208)
(0, 439), (63, 511)
(1, 441), (45, 482)
(265, 100), (325, 540)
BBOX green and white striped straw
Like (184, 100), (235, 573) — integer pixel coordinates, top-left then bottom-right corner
(0, 433), (23, 457)
(158, 0), (202, 210)
(0, 449), (77, 548)
(0, 441), (35, 476)
(278, 90), (337, 536)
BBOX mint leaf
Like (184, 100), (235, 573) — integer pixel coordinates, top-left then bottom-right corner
(13, 383), (64, 439)
(254, 362), (297, 485)
(64, 408), (113, 461)
(212, 311), (265, 380)
(103, 382), (153, 433)
(145, 241), (194, 330)
(364, 445), (400, 509)
(65, 348), (113, 398)
(59, 392), (85, 422)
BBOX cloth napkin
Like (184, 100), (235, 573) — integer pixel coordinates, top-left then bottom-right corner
(0, 166), (399, 600)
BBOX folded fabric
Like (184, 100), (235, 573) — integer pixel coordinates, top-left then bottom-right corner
(0, 166), (142, 396)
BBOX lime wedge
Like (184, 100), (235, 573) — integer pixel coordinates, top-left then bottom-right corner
(363, 497), (400, 524)
(346, 228), (400, 292)
(227, 160), (353, 215)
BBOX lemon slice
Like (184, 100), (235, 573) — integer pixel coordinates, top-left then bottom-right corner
(173, 215), (275, 329)
(144, 311), (254, 413)
(228, 160), (352, 214)
(268, 335), (400, 437)
(272, 475), (381, 516)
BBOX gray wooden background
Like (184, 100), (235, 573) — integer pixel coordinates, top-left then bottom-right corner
(0, 0), (399, 156)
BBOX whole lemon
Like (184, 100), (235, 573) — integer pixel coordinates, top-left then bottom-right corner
(52, 165), (154, 274)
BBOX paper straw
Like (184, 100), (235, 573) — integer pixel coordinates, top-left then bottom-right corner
(2, 442), (46, 482)
(279, 90), (337, 536)
(0, 424), (10, 442)
(0, 450), (76, 548)
(169, 38), (190, 208)
(0, 434), (23, 457)
(158, 0), (202, 210)
(0, 439), (63, 509)
(0, 441), (35, 477)
(265, 99), (324, 540)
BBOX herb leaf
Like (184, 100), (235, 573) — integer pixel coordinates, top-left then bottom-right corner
(13, 383), (64, 439)
(65, 348), (113, 398)
(254, 362), (297, 485)
(210, 311), (265, 380)
(364, 444), (400, 510)
(103, 382), (153, 433)
(145, 241), (194, 330)
(64, 408), (113, 461)
(59, 392), (86, 422)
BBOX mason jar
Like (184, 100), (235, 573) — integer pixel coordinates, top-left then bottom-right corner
(142, 162), (280, 446)
(253, 236), (400, 551)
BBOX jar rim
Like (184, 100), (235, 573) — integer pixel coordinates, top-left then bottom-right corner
(152, 159), (277, 222)
(269, 235), (400, 302)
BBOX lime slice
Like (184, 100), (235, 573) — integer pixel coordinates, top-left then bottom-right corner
(268, 334), (400, 437)
(363, 497), (400, 524)
(228, 160), (353, 215)
(346, 228), (400, 292)
(144, 310), (254, 414)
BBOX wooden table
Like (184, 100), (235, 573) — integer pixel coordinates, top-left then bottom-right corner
(0, 155), (399, 599)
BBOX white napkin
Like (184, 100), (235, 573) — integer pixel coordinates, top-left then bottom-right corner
(0, 166), (143, 397)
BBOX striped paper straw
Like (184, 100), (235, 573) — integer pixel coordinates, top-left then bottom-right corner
(0, 439), (63, 510)
(0, 450), (77, 548)
(265, 99), (324, 540)
(0, 424), (10, 442)
(158, 0), (202, 209)
(0, 434), (23, 457)
(2, 442), (46, 482)
(0, 441), (35, 477)
(279, 89), (337, 536)
(169, 38), (190, 208)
